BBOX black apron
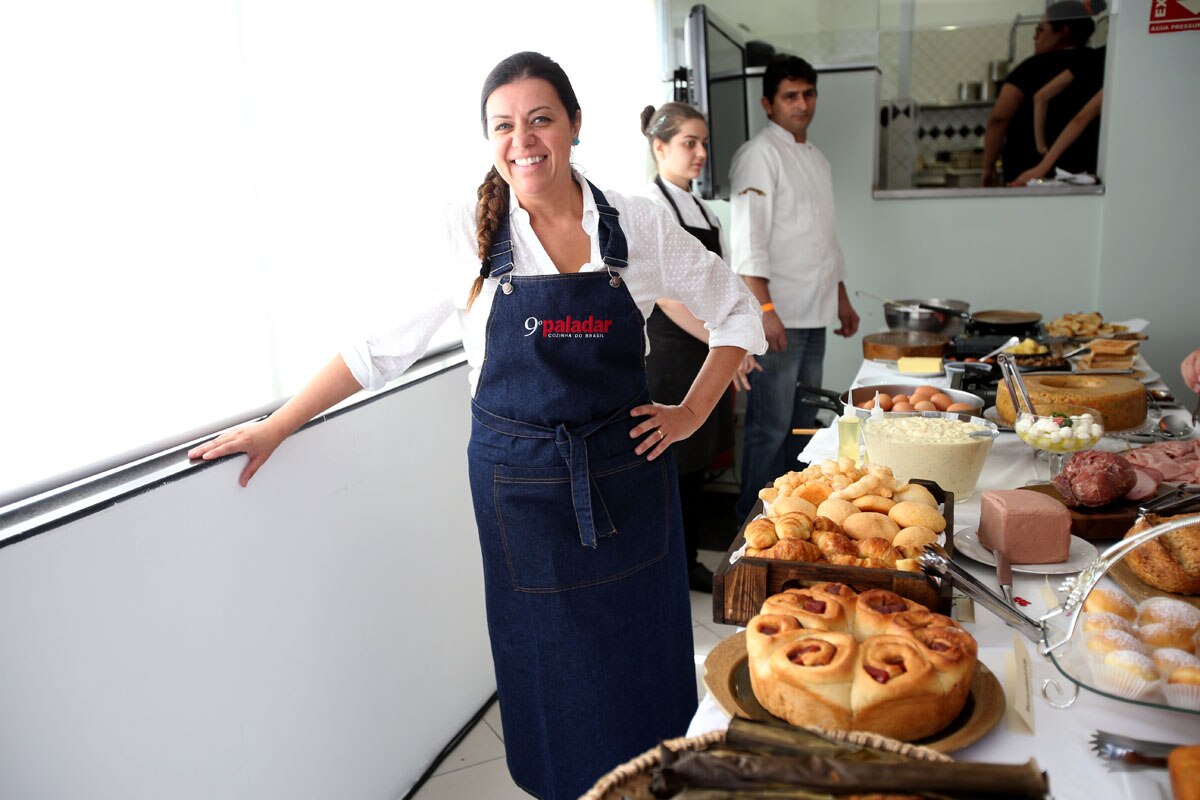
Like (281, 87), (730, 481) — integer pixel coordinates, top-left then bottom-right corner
(644, 175), (735, 474)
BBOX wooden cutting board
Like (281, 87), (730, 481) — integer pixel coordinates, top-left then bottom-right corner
(862, 331), (949, 361)
(1018, 484), (1139, 541)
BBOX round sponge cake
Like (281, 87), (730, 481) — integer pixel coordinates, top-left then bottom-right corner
(996, 374), (1146, 431)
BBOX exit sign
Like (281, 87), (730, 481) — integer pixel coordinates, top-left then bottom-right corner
(1150, 0), (1200, 33)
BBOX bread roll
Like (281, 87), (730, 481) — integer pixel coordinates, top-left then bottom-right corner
(759, 631), (857, 731)
(909, 625), (978, 708)
(843, 512), (901, 543)
(817, 498), (860, 527)
(1138, 622), (1195, 652)
(1081, 612), (1135, 637)
(758, 487), (780, 504)
(884, 610), (960, 637)
(853, 494), (896, 514)
(1169, 665), (1200, 687)
(851, 635), (945, 741)
(1082, 587), (1137, 621)
(761, 588), (851, 632)
(891, 483), (938, 508)
(771, 495), (818, 521)
(1154, 648), (1200, 679)
(809, 582), (860, 622)
(889, 501), (946, 533)
(795, 481), (835, 505)
(892, 526), (939, 557)
(1137, 597), (1200, 634)
(746, 614), (805, 672)
(1085, 629), (1147, 657)
(853, 589), (924, 639)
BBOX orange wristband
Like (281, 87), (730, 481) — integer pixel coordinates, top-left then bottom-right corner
(760, 302), (775, 313)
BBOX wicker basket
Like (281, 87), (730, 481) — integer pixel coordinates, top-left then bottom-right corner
(581, 725), (952, 800)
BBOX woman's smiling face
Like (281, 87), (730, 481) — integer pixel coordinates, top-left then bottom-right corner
(485, 77), (580, 201)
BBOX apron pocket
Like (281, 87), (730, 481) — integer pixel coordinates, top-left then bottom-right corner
(493, 450), (671, 592)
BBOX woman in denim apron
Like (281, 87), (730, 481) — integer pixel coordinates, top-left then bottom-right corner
(190, 52), (764, 800)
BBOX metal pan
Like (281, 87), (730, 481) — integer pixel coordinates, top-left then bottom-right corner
(918, 304), (1043, 336)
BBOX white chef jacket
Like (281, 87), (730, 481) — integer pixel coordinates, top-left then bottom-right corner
(728, 119), (847, 329)
(342, 171), (766, 395)
(645, 178), (731, 260)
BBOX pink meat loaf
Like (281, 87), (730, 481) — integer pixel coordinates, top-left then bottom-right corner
(977, 490), (1071, 564)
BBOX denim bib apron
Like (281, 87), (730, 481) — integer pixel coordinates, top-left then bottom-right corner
(467, 182), (696, 799)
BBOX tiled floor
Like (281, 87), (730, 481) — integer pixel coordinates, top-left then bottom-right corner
(409, 548), (739, 799)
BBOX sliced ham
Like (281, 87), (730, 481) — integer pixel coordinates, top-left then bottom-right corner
(1125, 464), (1162, 501)
(1123, 440), (1200, 484)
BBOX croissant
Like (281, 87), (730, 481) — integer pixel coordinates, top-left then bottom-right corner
(771, 539), (823, 563)
(744, 517), (779, 549)
(774, 511), (814, 541)
(856, 537), (899, 568)
(813, 530), (858, 558)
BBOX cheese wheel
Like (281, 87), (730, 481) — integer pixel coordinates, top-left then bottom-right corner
(995, 374), (1146, 431)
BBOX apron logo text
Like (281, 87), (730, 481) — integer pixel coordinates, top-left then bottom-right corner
(524, 315), (614, 339)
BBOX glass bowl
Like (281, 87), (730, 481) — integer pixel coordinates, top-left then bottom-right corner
(861, 411), (998, 502)
(1013, 404), (1104, 478)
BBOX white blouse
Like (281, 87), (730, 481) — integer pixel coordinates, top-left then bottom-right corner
(645, 178), (731, 260)
(341, 171), (766, 395)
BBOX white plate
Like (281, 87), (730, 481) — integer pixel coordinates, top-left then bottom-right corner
(955, 527), (1098, 575)
(888, 368), (945, 378)
(1137, 369), (1160, 384)
(856, 374), (929, 387)
(982, 406), (1012, 431)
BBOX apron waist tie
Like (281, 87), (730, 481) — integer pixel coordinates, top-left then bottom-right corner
(470, 389), (649, 548)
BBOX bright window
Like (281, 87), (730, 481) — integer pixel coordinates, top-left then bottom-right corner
(1, 0), (663, 499)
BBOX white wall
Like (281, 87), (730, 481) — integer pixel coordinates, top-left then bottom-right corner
(1095, 7), (1200, 405)
(0, 363), (491, 800)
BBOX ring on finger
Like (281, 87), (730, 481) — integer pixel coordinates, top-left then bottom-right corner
(656, 429), (665, 442)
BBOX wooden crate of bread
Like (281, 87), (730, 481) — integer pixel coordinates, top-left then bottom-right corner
(713, 477), (955, 627)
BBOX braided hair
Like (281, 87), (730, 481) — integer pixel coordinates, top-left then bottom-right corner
(468, 52), (581, 308)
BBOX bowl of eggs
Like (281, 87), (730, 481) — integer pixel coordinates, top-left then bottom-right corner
(841, 383), (984, 420)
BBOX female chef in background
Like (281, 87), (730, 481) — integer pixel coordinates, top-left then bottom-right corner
(639, 101), (737, 594)
(190, 52), (765, 800)
(981, 0), (1106, 186)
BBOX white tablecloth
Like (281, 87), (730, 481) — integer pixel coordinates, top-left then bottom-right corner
(688, 358), (1197, 800)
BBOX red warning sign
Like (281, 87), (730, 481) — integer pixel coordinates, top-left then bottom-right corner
(1150, 0), (1200, 33)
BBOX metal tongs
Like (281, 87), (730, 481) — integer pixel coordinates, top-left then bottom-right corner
(918, 512), (1200, 657)
(996, 352), (1036, 416)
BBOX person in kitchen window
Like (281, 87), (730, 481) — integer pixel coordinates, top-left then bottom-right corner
(188, 51), (765, 800)
(981, 0), (1107, 186)
(639, 101), (739, 594)
(728, 53), (859, 524)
